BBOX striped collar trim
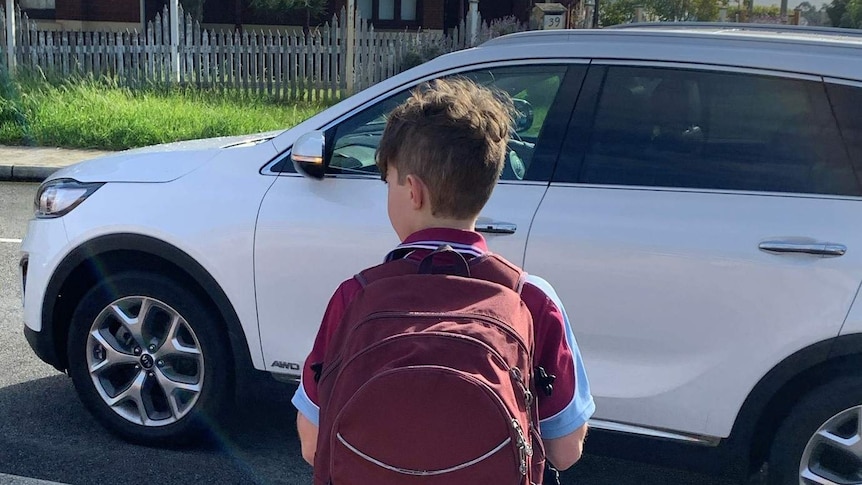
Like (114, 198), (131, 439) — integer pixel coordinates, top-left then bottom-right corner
(385, 229), (489, 263)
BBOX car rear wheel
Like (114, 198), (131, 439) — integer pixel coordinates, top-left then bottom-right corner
(768, 376), (862, 485)
(67, 271), (231, 445)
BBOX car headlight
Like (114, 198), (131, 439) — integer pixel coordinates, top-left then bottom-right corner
(34, 179), (103, 219)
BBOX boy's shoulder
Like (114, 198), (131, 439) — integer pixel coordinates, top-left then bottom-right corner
(521, 274), (567, 322)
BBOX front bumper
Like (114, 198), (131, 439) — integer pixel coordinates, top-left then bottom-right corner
(24, 325), (62, 371)
(20, 217), (70, 371)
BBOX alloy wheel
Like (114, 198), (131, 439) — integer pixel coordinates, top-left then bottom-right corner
(86, 296), (204, 426)
(799, 405), (862, 485)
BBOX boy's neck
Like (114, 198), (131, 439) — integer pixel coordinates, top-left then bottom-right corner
(406, 217), (477, 239)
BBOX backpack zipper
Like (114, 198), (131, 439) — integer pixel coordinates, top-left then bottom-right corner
(323, 331), (524, 413)
(332, 365), (528, 477)
(401, 311), (531, 355)
(512, 418), (533, 476)
(510, 367), (534, 415)
(319, 310), (532, 384)
(323, 328), (539, 476)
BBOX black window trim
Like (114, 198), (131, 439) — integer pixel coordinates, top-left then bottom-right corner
(589, 59), (824, 83)
(358, 0), (424, 29)
(824, 77), (862, 190)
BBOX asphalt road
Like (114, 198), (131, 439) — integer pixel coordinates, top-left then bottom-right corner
(0, 181), (741, 485)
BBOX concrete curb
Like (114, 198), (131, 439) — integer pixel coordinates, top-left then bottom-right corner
(0, 165), (59, 183)
(0, 473), (69, 485)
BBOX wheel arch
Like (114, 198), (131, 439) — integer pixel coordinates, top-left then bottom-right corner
(42, 233), (256, 379)
(728, 334), (862, 474)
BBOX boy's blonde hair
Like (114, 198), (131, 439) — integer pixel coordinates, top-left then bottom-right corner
(376, 77), (514, 220)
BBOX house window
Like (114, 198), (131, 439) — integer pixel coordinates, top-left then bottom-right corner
(358, 0), (373, 19)
(379, 0), (395, 19)
(355, 0), (420, 24)
(401, 0), (417, 20)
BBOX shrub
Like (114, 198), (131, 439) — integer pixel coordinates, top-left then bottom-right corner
(401, 42), (450, 70)
(489, 15), (526, 37)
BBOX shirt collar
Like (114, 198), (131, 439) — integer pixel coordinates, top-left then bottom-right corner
(385, 228), (489, 262)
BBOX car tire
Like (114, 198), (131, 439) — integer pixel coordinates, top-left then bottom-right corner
(67, 271), (232, 446)
(767, 376), (862, 485)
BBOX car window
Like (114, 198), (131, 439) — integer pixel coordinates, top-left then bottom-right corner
(827, 82), (862, 178)
(326, 64), (570, 182)
(564, 66), (861, 196)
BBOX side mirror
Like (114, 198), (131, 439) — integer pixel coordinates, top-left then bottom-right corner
(512, 98), (534, 134)
(291, 131), (326, 180)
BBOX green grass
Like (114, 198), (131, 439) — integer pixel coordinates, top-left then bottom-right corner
(0, 73), (333, 151)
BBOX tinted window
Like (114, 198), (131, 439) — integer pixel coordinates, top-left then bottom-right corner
(827, 82), (862, 177)
(573, 66), (860, 196)
(326, 64), (570, 182)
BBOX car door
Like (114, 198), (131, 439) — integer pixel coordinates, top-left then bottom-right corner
(254, 62), (586, 376)
(526, 63), (862, 439)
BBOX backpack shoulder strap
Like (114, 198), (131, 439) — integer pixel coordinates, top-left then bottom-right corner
(354, 259), (418, 288)
(470, 253), (528, 295)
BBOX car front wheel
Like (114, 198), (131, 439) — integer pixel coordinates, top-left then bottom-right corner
(67, 271), (231, 445)
(768, 376), (862, 485)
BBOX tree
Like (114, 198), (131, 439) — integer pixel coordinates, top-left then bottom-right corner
(600, 0), (641, 25)
(796, 1), (824, 24)
(726, 4), (781, 22)
(825, 0), (862, 27)
(843, 0), (862, 27)
(250, 0), (329, 30)
(688, 0), (719, 20)
(599, 0), (719, 25)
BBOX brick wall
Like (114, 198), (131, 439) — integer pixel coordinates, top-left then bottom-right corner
(422, 0), (444, 29)
(56, 0), (141, 22)
(204, 0), (320, 26)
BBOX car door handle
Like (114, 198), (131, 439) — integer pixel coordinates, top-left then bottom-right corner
(476, 222), (517, 235)
(758, 241), (847, 257)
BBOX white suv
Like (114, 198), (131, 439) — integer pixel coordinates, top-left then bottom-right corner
(20, 24), (862, 484)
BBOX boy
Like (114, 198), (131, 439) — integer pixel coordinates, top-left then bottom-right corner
(291, 77), (594, 482)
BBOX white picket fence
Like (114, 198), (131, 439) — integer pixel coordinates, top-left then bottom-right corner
(0, 4), (501, 101)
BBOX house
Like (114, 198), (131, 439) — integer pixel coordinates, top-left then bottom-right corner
(330, 0), (536, 31)
(16, 0), (314, 31)
(17, 0), (563, 32)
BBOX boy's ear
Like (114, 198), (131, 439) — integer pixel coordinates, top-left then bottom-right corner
(405, 174), (426, 210)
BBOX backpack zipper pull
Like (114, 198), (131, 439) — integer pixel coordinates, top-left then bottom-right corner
(513, 419), (532, 476)
(510, 368), (534, 407)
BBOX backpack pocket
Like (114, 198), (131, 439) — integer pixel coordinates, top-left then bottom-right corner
(329, 365), (529, 485)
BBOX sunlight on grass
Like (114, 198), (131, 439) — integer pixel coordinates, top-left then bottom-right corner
(0, 75), (333, 150)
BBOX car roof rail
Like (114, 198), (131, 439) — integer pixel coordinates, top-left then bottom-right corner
(607, 22), (862, 39)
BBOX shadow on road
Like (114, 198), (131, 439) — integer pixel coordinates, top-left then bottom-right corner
(0, 373), (311, 485)
(0, 373), (742, 485)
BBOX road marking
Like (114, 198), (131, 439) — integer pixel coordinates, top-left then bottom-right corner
(0, 238), (23, 244)
(0, 473), (69, 485)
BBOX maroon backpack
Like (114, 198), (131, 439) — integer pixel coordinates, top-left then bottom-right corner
(312, 246), (545, 485)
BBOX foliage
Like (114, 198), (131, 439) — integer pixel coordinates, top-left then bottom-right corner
(0, 74), (330, 150)
(795, 1), (828, 25)
(401, 42), (450, 70)
(249, 0), (329, 25)
(488, 15), (526, 37)
(724, 4), (782, 23)
(600, 0), (720, 25)
(827, 0), (862, 27)
(0, 64), (31, 145)
(600, 0), (641, 25)
(400, 16), (527, 70)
